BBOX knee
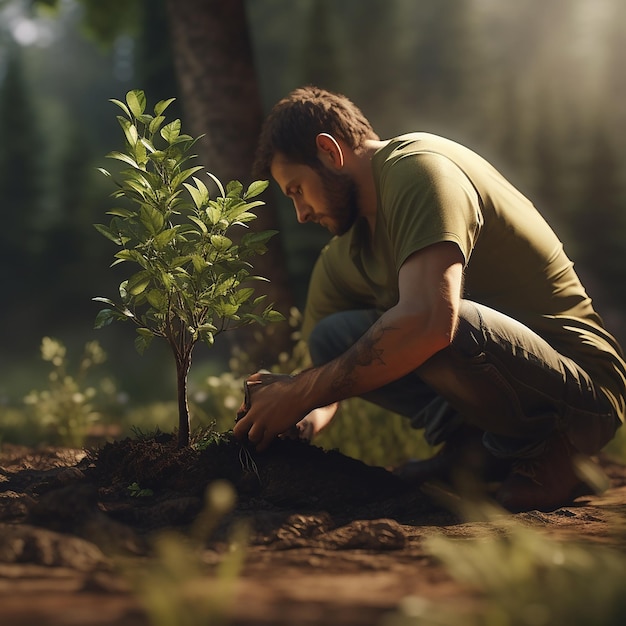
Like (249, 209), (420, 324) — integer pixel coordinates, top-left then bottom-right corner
(308, 309), (379, 367)
(308, 317), (339, 366)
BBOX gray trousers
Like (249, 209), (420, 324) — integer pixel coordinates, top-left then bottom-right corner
(308, 300), (619, 459)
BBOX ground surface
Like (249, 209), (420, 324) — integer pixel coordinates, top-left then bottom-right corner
(1, 435), (625, 626)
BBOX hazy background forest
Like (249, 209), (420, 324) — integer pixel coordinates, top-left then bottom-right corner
(1, 0), (625, 429)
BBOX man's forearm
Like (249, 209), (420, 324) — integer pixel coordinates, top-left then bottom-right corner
(295, 305), (449, 411)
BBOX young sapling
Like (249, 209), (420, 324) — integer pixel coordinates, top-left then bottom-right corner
(94, 89), (283, 447)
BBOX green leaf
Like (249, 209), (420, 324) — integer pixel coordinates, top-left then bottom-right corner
(139, 137), (155, 154)
(106, 207), (136, 218)
(234, 287), (255, 304)
(153, 227), (179, 249)
(243, 313), (265, 325)
(133, 138), (147, 165)
(109, 98), (131, 118)
(173, 265), (190, 277)
(160, 271), (174, 290)
(154, 97), (176, 116)
(242, 200), (265, 211)
(148, 115), (166, 135)
(137, 114), (153, 126)
(96, 167), (111, 177)
(232, 212), (257, 226)
(244, 180), (269, 199)
(206, 171), (226, 197)
(127, 271), (151, 296)
(183, 178), (209, 210)
(114, 249), (146, 265)
(92, 296), (117, 306)
(264, 309), (285, 323)
(191, 254), (207, 273)
(161, 119), (181, 143)
(171, 134), (195, 145)
(200, 329), (215, 346)
(210, 234), (232, 251)
(94, 223), (122, 244)
(140, 205), (165, 235)
(214, 302), (239, 317)
(146, 290), (167, 310)
(94, 308), (118, 329)
(212, 279), (233, 297)
(172, 166), (204, 191)
(241, 230), (277, 249)
(134, 332), (153, 355)
(227, 201), (261, 222)
(171, 255), (192, 268)
(106, 151), (139, 168)
(148, 150), (168, 163)
(205, 204), (221, 225)
(226, 180), (244, 197)
(126, 90), (147, 118)
(117, 115), (139, 146)
(122, 179), (151, 200)
(188, 215), (208, 235)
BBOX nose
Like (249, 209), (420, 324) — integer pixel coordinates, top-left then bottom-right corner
(293, 198), (313, 224)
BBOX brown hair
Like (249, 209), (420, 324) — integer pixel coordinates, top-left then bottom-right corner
(253, 86), (379, 179)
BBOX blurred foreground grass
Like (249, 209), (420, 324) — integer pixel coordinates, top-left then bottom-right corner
(384, 501), (626, 626)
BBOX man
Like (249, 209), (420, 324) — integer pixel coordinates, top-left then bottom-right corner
(233, 86), (626, 512)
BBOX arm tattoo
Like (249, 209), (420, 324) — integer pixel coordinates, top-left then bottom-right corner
(330, 319), (398, 396)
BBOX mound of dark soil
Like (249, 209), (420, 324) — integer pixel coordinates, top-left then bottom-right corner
(79, 433), (440, 531)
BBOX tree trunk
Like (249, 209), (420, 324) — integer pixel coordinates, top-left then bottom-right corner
(165, 0), (295, 367)
(176, 353), (192, 448)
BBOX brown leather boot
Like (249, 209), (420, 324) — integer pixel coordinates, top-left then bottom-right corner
(495, 433), (593, 512)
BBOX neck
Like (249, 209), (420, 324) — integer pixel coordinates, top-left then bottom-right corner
(352, 139), (388, 233)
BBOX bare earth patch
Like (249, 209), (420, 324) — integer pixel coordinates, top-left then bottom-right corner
(1, 436), (625, 626)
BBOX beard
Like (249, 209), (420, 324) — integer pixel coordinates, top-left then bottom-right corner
(315, 166), (359, 236)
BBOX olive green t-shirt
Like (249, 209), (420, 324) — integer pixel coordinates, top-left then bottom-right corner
(303, 133), (626, 423)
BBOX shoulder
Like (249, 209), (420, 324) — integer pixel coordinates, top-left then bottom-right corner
(373, 136), (478, 219)
(374, 133), (471, 187)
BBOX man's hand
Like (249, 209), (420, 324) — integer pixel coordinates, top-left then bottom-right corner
(233, 371), (314, 451)
(279, 403), (339, 441)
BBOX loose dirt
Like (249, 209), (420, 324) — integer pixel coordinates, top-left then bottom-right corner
(1, 435), (625, 626)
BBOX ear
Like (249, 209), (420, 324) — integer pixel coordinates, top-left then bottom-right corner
(315, 133), (345, 169)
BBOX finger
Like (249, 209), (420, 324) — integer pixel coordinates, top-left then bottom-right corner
(247, 423), (265, 448)
(232, 414), (250, 440)
(235, 401), (248, 421)
(296, 419), (314, 441)
(255, 429), (274, 452)
(278, 425), (299, 440)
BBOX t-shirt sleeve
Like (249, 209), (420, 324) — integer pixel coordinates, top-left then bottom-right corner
(378, 152), (483, 270)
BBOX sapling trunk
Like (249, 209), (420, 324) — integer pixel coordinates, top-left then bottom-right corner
(176, 352), (192, 448)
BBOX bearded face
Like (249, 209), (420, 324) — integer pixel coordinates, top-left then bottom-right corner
(314, 165), (360, 236)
